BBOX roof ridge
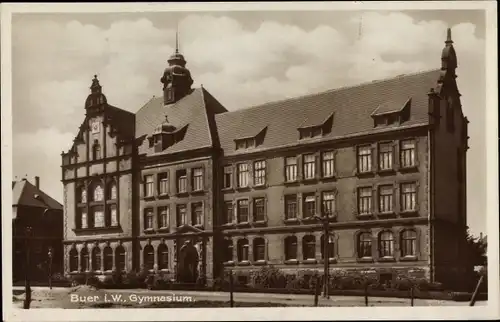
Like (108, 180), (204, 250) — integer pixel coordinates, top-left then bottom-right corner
(199, 87), (214, 145)
(224, 68), (440, 115)
(135, 96), (161, 115)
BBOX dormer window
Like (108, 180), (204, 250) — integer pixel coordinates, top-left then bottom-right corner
(234, 126), (267, 151)
(300, 126), (323, 140)
(372, 97), (411, 127)
(236, 138), (255, 150)
(298, 113), (334, 141)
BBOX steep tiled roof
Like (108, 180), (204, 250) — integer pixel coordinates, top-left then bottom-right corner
(135, 88), (227, 155)
(105, 104), (135, 139)
(216, 69), (440, 155)
(12, 180), (63, 210)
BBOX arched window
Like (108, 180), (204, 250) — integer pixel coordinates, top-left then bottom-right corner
(143, 245), (155, 270)
(91, 247), (101, 271)
(237, 239), (249, 262)
(157, 244), (168, 270)
(302, 235), (316, 260)
(357, 232), (372, 258)
(401, 229), (417, 257)
(224, 239), (233, 263)
(69, 248), (78, 272)
(92, 183), (104, 202)
(284, 236), (297, 260)
(115, 245), (126, 272)
(379, 231), (395, 257)
(321, 234), (335, 260)
(78, 185), (87, 204)
(80, 247), (89, 272)
(92, 140), (101, 160)
(103, 246), (113, 271)
(108, 181), (117, 200)
(253, 238), (266, 261)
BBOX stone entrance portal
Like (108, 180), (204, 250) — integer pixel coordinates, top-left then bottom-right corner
(177, 240), (199, 283)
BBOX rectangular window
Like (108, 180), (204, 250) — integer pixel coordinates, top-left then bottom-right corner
(177, 204), (187, 226)
(158, 206), (169, 228)
(176, 170), (187, 193)
(285, 157), (298, 182)
(223, 166), (233, 189)
(144, 175), (154, 197)
(192, 168), (204, 191)
(322, 192), (335, 217)
(80, 209), (88, 229)
(236, 138), (255, 150)
(285, 195), (297, 220)
(322, 151), (335, 177)
(224, 201), (233, 224)
(192, 202), (203, 226)
(237, 163), (249, 188)
(357, 146), (372, 173)
(303, 194), (316, 218)
(378, 143), (393, 171)
(358, 187), (372, 214)
(144, 208), (154, 230)
(110, 205), (118, 226)
(303, 154), (316, 180)
(253, 198), (266, 222)
(93, 206), (105, 228)
(254, 160), (266, 186)
(401, 183), (417, 212)
(400, 140), (416, 168)
(378, 185), (394, 213)
(237, 199), (249, 223)
(158, 173), (169, 195)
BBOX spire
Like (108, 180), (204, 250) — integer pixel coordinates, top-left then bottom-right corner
(175, 24), (179, 54)
(441, 27), (457, 73)
(445, 27), (453, 44)
(90, 74), (102, 94)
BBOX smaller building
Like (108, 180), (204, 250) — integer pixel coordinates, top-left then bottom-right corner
(12, 177), (64, 282)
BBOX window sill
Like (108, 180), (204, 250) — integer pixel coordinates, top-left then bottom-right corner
(252, 220), (267, 227)
(158, 193), (170, 200)
(400, 210), (419, 217)
(223, 261), (235, 266)
(301, 177), (318, 184)
(143, 196), (155, 201)
(252, 184), (267, 190)
(237, 260), (250, 266)
(193, 224), (204, 230)
(399, 165), (418, 172)
(284, 218), (300, 224)
(356, 213), (375, 220)
(73, 225), (121, 233)
(377, 168), (396, 175)
(221, 222), (236, 228)
(159, 269), (170, 273)
(400, 256), (418, 262)
(377, 256), (396, 262)
(221, 187), (234, 192)
(301, 259), (318, 264)
(283, 180), (300, 186)
(253, 260), (267, 266)
(190, 189), (205, 196)
(356, 257), (374, 263)
(157, 227), (170, 232)
(376, 211), (397, 218)
(175, 192), (189, 198)
(236, 222), (251, 227)
(355, 170), (375, 177)
(235, 186), (251, 192)
(319, 258), (337, 264)
(301, 217), (317, 223)
(284, 259), (299, 265)
(321, 175), (336, 181)
(143, 228), (155, 234)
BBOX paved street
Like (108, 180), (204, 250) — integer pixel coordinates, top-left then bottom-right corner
(12, 286), (485, 308)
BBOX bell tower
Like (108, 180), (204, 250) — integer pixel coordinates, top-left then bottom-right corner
(160, 31), (193, 105)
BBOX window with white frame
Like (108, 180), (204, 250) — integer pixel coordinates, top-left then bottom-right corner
(93, 183), (104, 202)
(400, 140), (416, 168)
(192, 168), (204, 191)
(176, 170), (187, 193)
(224, 201), (233, 224)
(321, 235), (335, 259)
(158, 173), (169, 195)
(379, 231), (395, 257)
(358, 187), (372, 214)
(253, 238), (266, 261)
(322, 151), (335, 177)
(285, 157), (298, 182)
(223, 166), (233, 189)
(177, 204), (187, 226)
(401, 182), (417, 212)
(158, 206), (169, 228)
(109, 204), (118, 226)
(253, 198), (265, 222)
(144, 208), (154, 230)
(401, 229), (417, 257)
(357, 232), (372, 258)
(322, 191), (335, 217)
(237, 163), (249, 188)
(302, 235), (316, 260)
(253, 160), (266, 186)
(144, 175), (154, 197)
(237, 199), (249, 223)
(378, 143), (393, 170)
(378, 185), (393, 213)
(92, 206), (105, 228)
(237, 239), (249, 262)
(357, 145), (372, 173)
(285, 195), (298, 220)
(303, 194), (316, 218)
(285, 236), (298, 260)
(80, 208), (88, 229)
(303, 154), (316, 179)
(192, 202), (203, 226)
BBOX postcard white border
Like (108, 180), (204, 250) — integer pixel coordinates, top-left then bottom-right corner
(1, 1), (498, 321)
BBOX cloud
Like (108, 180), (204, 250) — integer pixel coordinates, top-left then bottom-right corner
(11, 11), (486, 233)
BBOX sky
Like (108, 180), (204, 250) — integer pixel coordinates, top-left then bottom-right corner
(11, 9), (487, 235)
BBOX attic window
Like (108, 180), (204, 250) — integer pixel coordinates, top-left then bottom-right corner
(236, 138), (255, 150)
(300, 126), (323, 140)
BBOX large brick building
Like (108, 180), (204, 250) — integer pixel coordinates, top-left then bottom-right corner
(61, 28), (468, 287)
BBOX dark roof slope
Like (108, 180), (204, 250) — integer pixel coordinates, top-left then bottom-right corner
(216, 69), (440, 155)
(105, 104), (136, 139)
(135, 88), (227, 155)
(12, 179), (63, 210)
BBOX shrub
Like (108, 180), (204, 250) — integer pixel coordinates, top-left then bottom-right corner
(111, 270), (123, 285)
(69, 274), (87, 287)
(86, 275), (101, 288)
(196, 274), (207, 286)
(250, 266), (286, 289)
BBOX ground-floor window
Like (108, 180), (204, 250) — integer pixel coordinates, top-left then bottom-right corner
(143, 245), (154, 270)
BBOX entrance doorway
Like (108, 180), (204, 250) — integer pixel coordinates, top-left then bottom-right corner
(178, 241), (199, 283)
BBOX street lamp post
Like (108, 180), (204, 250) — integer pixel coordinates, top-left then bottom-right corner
(314, 214), (330, 299)
(48, 247), (53, 290)
(24, 226), (33, 309)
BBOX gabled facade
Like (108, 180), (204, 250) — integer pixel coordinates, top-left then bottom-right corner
(61, 28), (468, 287)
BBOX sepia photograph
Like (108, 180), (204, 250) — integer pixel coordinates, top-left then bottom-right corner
(1, 1), (498, 321)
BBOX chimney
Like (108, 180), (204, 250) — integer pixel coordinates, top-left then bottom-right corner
(35, 176), (40, 189)
(480, 232), (483, 240)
